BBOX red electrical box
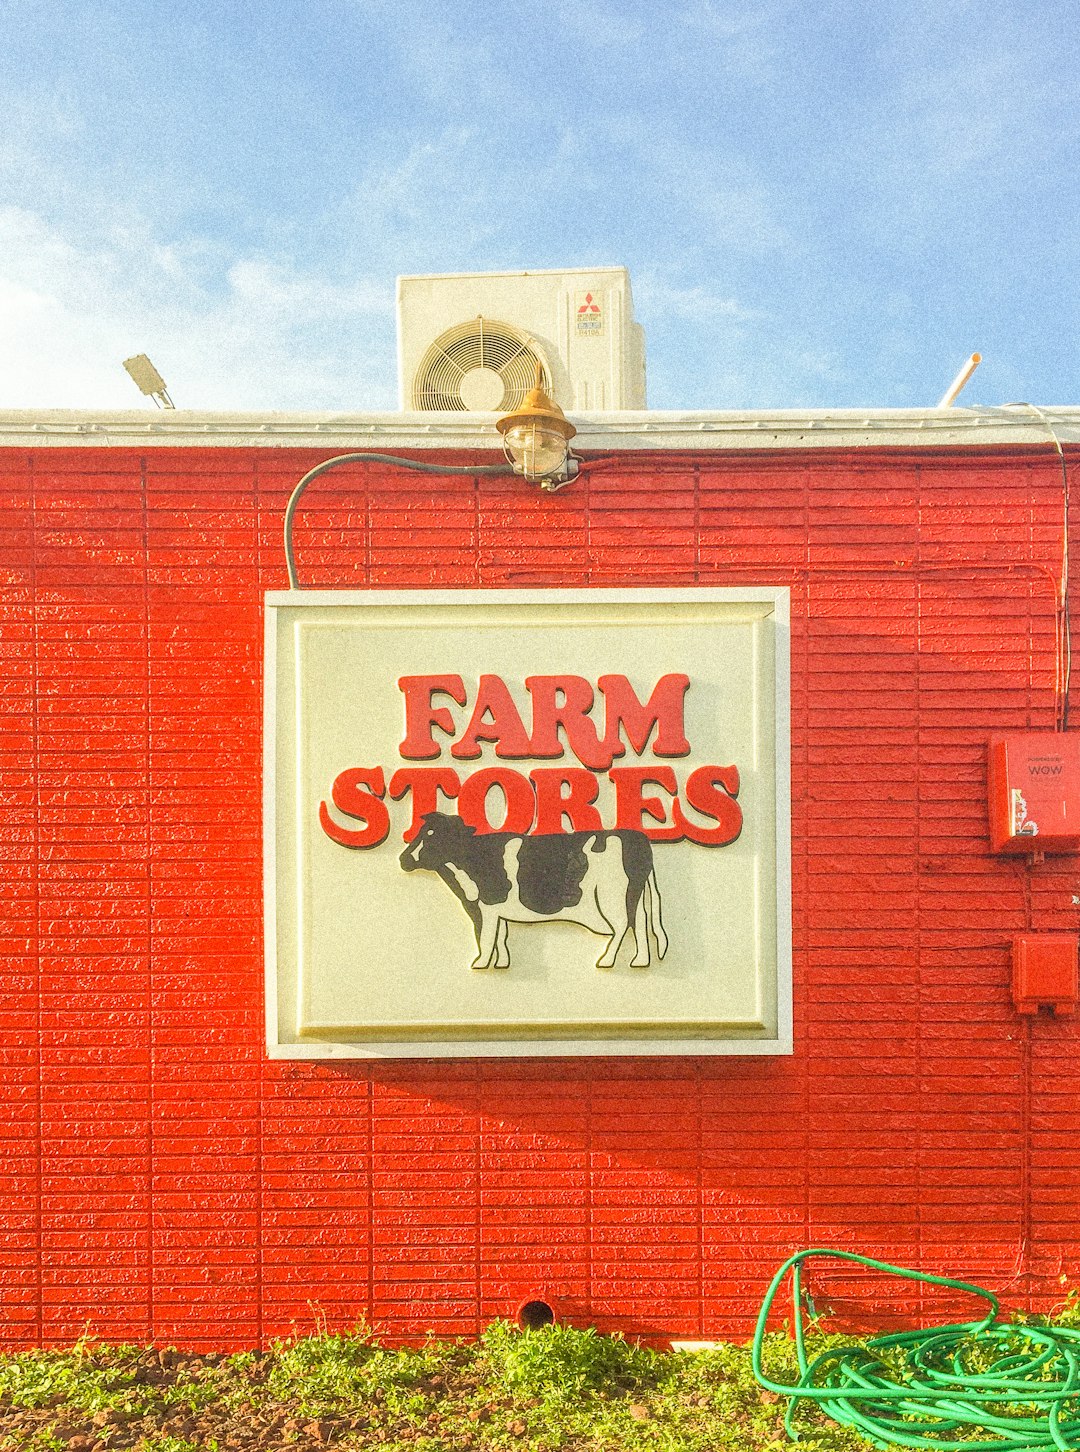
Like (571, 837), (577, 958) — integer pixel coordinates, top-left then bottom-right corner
(1012, 935), (1078, 1015)
(987, 732), (1080, 854)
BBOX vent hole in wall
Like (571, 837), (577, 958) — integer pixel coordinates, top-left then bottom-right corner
(517, 1299), (556, 1330)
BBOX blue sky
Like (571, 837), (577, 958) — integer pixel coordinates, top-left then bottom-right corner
(1, 0), (1076, 412)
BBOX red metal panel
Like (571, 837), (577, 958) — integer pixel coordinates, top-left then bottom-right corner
(989, 734), (1080, 853)
(1012, 935), (1079, 1015)
(1, 443), (1079, 1348)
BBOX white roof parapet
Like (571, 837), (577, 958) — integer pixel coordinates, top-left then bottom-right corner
(0, 406), (1077, 450)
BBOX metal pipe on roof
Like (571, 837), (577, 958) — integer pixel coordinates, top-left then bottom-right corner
(937, 353), (982, 407)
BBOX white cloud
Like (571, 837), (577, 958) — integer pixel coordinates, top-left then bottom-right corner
(357, 128), (488, 228)
(0, 206), (397, 411)
(849, 9), (1076, 247)
(634, 275), (759, 322)
(878, 50), (1054, 182)
(610, 122), (794, 253)
(677, 0), (788, 81)
(350, 0), (513, 113)
(554, 0), (649, 44)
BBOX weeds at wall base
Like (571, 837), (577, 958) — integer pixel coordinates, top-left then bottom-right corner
(0, 1322), (875, 1451)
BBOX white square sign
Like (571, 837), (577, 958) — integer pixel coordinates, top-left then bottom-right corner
(265, 589), (791, 1056)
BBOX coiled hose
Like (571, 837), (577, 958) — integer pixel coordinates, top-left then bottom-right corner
(752, 1249), (1080, 1450)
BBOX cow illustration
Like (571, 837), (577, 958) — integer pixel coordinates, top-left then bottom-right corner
(399, 812), (668, 970)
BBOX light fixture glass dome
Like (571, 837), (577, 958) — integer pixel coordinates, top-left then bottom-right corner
(501, 422), (572, 481)
(495, 366), (577, 487)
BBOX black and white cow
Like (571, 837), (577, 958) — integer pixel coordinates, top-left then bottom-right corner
(399, 812), (668, 970)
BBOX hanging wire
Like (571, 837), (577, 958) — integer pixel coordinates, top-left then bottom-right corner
(1010, 406), (1073, 730)
(282, 453), (516, 589)
(282, 434), (1074, 724)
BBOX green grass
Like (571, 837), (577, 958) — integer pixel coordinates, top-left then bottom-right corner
(0, 1322), (877, 1452)
(0, 1324), (870, 1452)
(11, 1293), (1079, 1450)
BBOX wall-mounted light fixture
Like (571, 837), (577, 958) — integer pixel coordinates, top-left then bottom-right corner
(282, 378), (585, 585)
(496, 365), (579, 490)
(122, 354), (175, 409)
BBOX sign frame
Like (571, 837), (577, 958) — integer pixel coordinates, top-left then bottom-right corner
(264, 587), (792, 1058)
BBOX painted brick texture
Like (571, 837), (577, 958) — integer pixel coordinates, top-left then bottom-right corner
(2, 443), (1079, 1349)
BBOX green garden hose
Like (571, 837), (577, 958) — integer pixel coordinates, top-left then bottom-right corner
(752, 1249), (1080, 1450)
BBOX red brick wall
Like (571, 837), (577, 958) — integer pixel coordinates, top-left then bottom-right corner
(3, 443), (1079, 1350)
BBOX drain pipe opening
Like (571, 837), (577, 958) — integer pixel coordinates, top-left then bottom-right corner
(516, 1297), (556, 1330)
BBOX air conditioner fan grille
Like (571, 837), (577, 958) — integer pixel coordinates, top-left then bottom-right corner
(412, 318), (548, 412)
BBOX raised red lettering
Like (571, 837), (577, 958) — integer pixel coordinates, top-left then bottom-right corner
(525, 676), (609, 768)
(319, 767), (390, 848)
(608, 765), (684, 842)
(388, 767), (461, 840)
(673, 764), (742, 845)
(452, 675), (533, 760)
(599, 674), (691, 763)
(530, 767), (603, 834)
(398, 675), (466, 759)
(458, 767), (535, 834)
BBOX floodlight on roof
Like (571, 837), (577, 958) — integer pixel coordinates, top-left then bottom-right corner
(122, 354), (175, 409)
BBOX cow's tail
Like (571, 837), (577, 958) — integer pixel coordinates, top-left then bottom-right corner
(646, 871), (668, 959)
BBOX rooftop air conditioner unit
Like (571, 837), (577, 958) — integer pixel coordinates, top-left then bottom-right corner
(397, 266), (646, 414)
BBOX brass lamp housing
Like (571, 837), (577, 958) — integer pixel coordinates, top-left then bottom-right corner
(496, 368), (578, 489)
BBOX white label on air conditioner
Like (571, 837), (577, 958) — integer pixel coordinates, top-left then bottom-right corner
(575, 291), (604, 336)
